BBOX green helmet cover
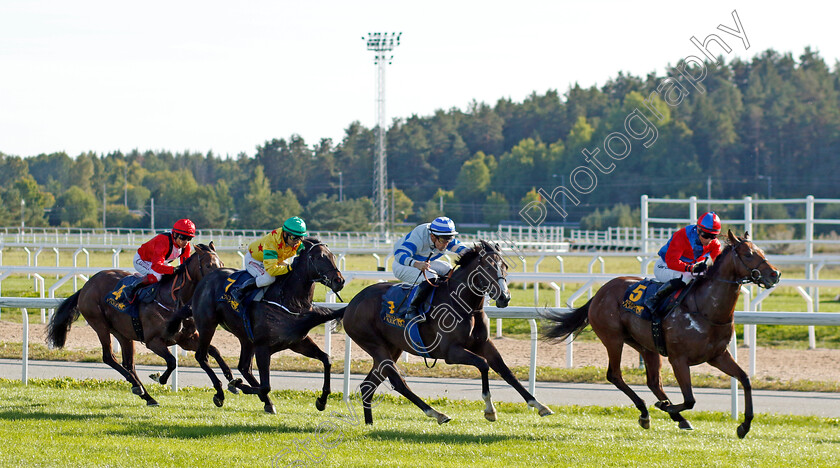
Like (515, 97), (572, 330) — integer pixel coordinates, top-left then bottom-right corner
(283, 216), (307, 236)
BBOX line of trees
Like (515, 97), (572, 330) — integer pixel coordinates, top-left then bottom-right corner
(1, 47), (839, 231)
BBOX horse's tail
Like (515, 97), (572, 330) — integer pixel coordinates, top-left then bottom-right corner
(542, 298), (592, 342)
(46, 290), (82, 348)
(164, 304), (193, 340)
(328, 305), (347, 327)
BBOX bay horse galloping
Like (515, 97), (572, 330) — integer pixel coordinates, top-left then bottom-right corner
(544, 231), (780, 438)
(178, 238), (345, 413)
(47, 242), (233, 406)
(343, 240), (553, 425)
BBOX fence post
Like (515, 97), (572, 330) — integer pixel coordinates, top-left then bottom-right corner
(640, 195), (649, 254)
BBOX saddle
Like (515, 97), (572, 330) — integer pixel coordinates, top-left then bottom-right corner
(380, 283), (436, 358)
(106, 275), (161, 342)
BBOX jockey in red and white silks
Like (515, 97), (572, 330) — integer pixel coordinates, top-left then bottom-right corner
(133, 219), (195, 283)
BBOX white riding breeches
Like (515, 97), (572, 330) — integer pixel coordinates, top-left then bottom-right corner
(244, 252), (279, 288)
(133, 253), (162, 281)
(653, 257), (693, 284)
(392, 259), (452, 284)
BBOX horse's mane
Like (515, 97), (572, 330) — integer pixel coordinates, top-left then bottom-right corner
(692, 241), (733, 287)
(291, 237), (322, 269)
(455, 240), (495, 269)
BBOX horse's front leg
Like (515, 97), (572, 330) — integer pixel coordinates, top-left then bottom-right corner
(638, 348), (690, 429)
(444, 346), (496, 421)
(289, 337), (332, 411)
(708, 350), (753, 438)
(662, 355), (696, 430)
(478, 341), (553, 417)
(254, 345), (276, 414)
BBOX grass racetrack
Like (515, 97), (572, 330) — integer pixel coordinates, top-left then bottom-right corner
(1, 379), (838, 467)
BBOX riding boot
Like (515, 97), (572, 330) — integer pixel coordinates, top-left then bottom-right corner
(230, 277), (257, 308)
(645, 278), (685, 316)
(404, 280), (434, 323)
(123, 275), (153, 301)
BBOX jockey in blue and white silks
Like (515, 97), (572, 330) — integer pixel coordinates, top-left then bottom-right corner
(392, 217), (469, 284)
(392, 217), (469, 322)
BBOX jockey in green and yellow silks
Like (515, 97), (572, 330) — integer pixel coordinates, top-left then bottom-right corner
(230, 216), (307, 303)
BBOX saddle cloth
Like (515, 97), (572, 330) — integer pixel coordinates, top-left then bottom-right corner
(620, 278), (678, 320)
(218, 270), (262, 341)
(106, 275), (159, 317)
(380, 283), (436, 358)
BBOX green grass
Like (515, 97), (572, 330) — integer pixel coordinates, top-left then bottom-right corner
(0, 378), (838, 467)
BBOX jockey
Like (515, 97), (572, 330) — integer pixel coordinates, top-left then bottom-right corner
(125, 218), (195, 298)
(645, 211), (723, 313)
(230, 216), (307, 304)
(393, 216), (469, 323)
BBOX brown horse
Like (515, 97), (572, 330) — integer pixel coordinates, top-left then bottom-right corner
(177, 238), (345, 414)
(46, 242), (233, 406)
(544, 231), (780, 438)
(343, 240), (553, 425)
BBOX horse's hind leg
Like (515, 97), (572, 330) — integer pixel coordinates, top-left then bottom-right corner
(377, 353), (449, 425)
(289, 337), (332, 411)
(478, 341), (553, 417)
(639, 348), (691, 430)
(601, 336), (650, 429)
(708, 350), (753, 438)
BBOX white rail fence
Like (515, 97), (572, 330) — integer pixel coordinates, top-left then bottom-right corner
(3, 295), (840, 419)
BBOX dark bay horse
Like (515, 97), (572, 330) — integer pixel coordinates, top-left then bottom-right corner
(343, 240), (553, 425)
(544, 231), (780, 438)
(46, 243), (233, 406)
(175, 238), (345, 413)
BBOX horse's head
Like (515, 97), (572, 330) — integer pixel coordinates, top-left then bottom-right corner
(725, 230), (781, 289)
(457, 240), (511, 308)
(185, 241), (224, 282)
(294, 238), (345, 293)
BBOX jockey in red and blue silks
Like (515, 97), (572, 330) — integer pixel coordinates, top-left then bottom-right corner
(645, 211), (722, 312)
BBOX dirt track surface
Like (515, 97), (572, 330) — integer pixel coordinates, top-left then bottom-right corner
(3, 320), (839, 383)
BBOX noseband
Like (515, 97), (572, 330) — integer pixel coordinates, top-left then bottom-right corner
(728, 240), (773, 288)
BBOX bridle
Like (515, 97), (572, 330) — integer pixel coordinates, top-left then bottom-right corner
(292, 241), (344, 301)
(719, 239), (774, 288)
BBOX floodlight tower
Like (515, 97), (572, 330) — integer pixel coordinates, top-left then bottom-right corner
(363, 32), (401, 235)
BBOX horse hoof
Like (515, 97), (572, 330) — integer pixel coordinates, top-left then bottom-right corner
(149, 372), (161, 384)
(678, 420), (694, 430)
(147, 399), (159, 407)
(213, 395), (224, 408)
(315, 398), (327, 412)
(639, 416), (650, 429)
(265, 404), (276, 415)
(437, 413), (451, 425)
(737, 424), (750, 439)
(484, 411), (497, 422)
(227, 380), (240, 394)
(131, 386), (145, 396)
(538, 406), (554, 417)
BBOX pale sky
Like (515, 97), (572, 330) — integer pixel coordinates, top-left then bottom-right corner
(1, 0), (838, 159)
